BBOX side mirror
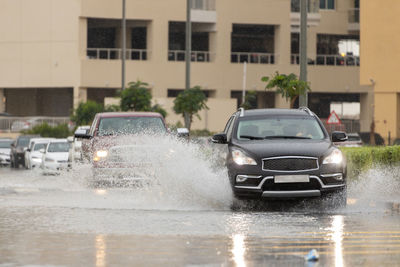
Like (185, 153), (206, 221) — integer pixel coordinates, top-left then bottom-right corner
(332, 131), (348, 142)
(74, 129), (91, 139)
(39, 148), (45, 153)
(212, 133), (227, 144)
(177, 128), (189, 138)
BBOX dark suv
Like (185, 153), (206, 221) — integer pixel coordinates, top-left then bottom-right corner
(10, 135), (39, 168)
(212, 108), (348, 205)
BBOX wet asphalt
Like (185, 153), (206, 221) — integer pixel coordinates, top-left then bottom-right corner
(0, 166), (400, 266)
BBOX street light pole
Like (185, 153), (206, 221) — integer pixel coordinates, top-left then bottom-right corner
(183, 0), (192, 129)
(185, 0), (192, 91)
(122, 0), (126, 91)
(299, 0), (308, 107)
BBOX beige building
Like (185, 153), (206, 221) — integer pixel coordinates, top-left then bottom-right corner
(0, 0), (370, 132)
(360, 0), (400, 144)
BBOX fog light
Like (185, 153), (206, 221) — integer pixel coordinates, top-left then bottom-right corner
(236, 175), (248, 183)
(333, 174), (343, 181)
(321, 173), (343, 181)
(236, 175), (261, 183)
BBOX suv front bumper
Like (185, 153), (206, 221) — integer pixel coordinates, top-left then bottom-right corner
(231, 175), (345, 199)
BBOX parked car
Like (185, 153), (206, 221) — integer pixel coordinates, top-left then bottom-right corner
(25, 138), (54, 169)
(40, 139), (71, 174)
(10, 135), (39, 168)
(73, 126), (90, 161)
(212, 108), (348, 206)
(75, 112), (173, 186)
(334, 133), (363, 147)
(0, 138), (13, 166)
(359, 132), (385, 146)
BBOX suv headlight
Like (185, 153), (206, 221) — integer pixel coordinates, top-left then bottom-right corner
(94, 150), (108, 162)
(232, 149), (257, 165)
(323, 149), (343, 164)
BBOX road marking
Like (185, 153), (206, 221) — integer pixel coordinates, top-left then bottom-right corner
(254, 244), (400, 249)
(302, 231), (400, 234)
(259, 249), (400, 256)
(253, 235), (400, 240)
(251, 239), (400, 244)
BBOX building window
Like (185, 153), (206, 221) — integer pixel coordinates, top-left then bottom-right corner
(316, 34), (360, 66)
(167, 89), (184, 98)
(168, 89), (214, 98)
(320, 0), (335, 10)
(231, 24), (275, 64)
(86, 19), (149, 61)
(168, 22), (212, 62)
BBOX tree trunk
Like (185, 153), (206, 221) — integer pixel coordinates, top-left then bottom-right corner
(370, 120), (376, 145)
(290, 96), (298, 109)
(184, 112), (191, 131)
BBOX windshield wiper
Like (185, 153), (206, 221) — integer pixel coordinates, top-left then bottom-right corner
(263, 135), (312, 140)
(240, 135), (264, 140)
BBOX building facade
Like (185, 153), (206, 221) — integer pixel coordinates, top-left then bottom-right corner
(0, 0), (370, 132)
(360, 0), (400, 144)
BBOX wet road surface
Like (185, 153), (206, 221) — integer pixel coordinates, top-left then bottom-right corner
(1, 165), (400, 266)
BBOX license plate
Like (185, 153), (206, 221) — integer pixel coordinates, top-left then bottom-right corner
(274, 175), (310, 183)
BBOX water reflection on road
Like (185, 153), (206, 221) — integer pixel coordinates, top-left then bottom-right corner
(0, 166), (400, 266)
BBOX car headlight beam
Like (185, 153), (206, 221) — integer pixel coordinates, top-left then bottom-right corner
(94, 150), (108, 162)
(323, 149), (343, 165)
(232, 149), (257, 166)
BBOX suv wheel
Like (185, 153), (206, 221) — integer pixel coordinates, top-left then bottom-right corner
(322, 188), (347, 209)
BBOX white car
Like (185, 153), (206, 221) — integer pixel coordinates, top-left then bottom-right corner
(40, 139), (72, 174)
(25, 138), (54, 169)
(0, 138), (13, 166)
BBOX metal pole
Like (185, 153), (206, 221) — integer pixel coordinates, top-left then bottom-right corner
(183, 0), (192, 129)
(185, 0), (192, 91)
(299, 0), (308, 107)
(122, 0), (126, 90)
(242, 61), (247, 105)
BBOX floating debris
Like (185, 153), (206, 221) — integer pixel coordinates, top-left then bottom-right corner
(305, 249), (319, 262)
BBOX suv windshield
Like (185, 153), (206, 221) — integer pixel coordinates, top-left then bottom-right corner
(17, 138), (30, 147)
(98, 117), (166, 136)
(48, 142), (70, 153)
(34, 143), (48, 151)
(236, 116), (325, 140)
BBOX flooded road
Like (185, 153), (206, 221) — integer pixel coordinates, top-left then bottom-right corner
(1, 164), (400, 266)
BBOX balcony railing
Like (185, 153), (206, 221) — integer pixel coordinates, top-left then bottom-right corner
(231, 52), (276, 64)
(191, 0), (215, 11)
(86, 48), (148, 60)
(291, 54), (360, 66)
(168, 50), (214, 62)
(348, 8), (360, 23)
(291, 0), (319, 13)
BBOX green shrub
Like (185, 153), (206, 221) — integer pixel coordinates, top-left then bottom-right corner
(23, 123), (72, 138)
(71, 100), (104, 126)
(341, 146), (400, 178)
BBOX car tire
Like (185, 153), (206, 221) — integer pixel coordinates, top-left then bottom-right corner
(322, 188), (347, 209)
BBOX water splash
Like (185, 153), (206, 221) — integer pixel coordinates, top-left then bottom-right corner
(0, 135), (233, 211)
(346, 166), (400, 212)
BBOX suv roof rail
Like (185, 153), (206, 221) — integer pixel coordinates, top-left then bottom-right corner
(299, 107), (313, 116)
(238, 107), (245, 117)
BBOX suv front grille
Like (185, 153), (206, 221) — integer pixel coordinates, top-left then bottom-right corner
(262, 157), (319, 172)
